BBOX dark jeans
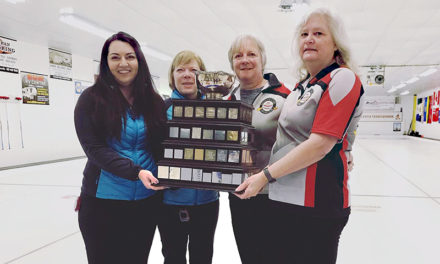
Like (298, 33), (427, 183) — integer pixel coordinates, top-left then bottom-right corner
(158, 200), (219, 264)
(78, 194), (160, 264)
(270, 199), (349, 264)
(229, 193), (274, 264)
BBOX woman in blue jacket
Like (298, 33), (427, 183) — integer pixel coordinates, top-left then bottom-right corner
(74, 31), (166, 264)
(158, 50), (219, 264)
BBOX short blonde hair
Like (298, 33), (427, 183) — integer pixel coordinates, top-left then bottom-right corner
(168, 50), (206, 89)
(291, 7), (357, 81)
(228, 34), (267, 72)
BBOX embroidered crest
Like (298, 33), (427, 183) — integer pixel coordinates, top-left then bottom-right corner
(257, 98), (278, 114)
(297, 88), (314, 106)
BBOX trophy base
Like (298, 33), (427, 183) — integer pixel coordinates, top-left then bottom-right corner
(153, 179), (239, 192)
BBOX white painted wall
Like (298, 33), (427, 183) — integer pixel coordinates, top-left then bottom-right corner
(0, 39), (170, 168)
(401, 94), (415, 134)
(0, 41), (93, 167)
(357, 121), (404, 136)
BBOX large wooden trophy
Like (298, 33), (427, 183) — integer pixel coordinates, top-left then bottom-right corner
(156, 71), (257, 192)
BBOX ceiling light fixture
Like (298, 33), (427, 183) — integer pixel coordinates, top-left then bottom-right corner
(387, 88), (397, 93)
(395, 83), (406, 89)
(5, 0), (25, 4)
(405, 77), (419, 84)
(59, 8), (114, 39)
(59, 8), (172, 61)
(400, 90), (409, 95)
(419, 68), (438, 77)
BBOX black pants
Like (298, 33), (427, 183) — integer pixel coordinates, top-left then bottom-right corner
(158, 200), (219, 264)
(229, 193), (274, 264)
(270, 200), (349, 264)
(78, 194), (160, 264)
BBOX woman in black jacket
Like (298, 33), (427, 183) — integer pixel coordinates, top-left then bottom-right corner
(74, 31), (166, 264)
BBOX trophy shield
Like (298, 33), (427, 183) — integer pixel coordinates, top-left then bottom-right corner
(155, 70), (258, 192)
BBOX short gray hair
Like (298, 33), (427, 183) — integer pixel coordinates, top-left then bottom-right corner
(291, 7), (357, 81)
(228, 34), (267, 72)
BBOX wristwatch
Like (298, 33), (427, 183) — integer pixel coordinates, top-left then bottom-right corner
(263, 167), (276, 183)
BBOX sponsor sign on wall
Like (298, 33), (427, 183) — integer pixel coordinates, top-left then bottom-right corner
(0, 36), (18, 74)
(21, 72), (49, 105)
(74, 80), (93, 103)
(49, 48), (72, 81)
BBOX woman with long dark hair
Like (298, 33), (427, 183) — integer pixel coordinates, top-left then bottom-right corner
(74, 31), (166, 264)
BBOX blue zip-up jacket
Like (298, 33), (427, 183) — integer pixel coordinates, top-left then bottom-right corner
(74, 88), (157, 200)
(163, 89), (219, 205)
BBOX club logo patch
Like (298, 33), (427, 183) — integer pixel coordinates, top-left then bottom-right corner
(257, 98), (278, 114)
(297, 88), (314, 106)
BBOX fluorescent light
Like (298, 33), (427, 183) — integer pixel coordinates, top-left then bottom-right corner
(387, 88), (397, 93)
(141, 45), (172, 61)
(5, 0), (25, 4)
(59, 8), (171, 62)
(405, 77), (419, 84)
(59, 8), (114, 39)
(419, 68), (438, 77)
(395, 83), (406, 89)
(400, 90), (409, 95)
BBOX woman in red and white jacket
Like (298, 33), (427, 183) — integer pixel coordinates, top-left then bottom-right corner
(236, 7), (365, 264)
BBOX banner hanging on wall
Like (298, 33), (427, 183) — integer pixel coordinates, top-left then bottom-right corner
(0, 36), (18, 74)
(433, 107), (439, 123)
(434, 91), (440, 123)
(21, 71), (49, 105)
(416, 91), (440, 124)
(361, 112), (402, 122)
(49, 48), (72, 81)
(423, 97), (427, 122)
(428, 96), (433, 123)
(363, 96), (395, 111)
(416, 98), (423, 122)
